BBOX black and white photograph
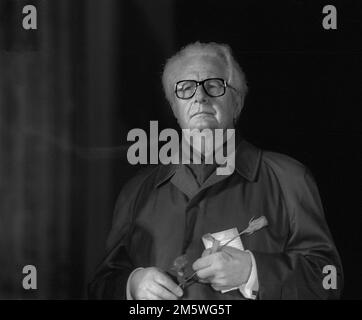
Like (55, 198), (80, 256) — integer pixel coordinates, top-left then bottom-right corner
(0, 0), (361, 304)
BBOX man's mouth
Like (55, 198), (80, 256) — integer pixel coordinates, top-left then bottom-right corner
(191, 112), (215, 119)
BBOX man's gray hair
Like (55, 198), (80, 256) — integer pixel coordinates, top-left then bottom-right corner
(162, 42), (248, 114)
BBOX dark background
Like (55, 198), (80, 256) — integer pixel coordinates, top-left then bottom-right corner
(0, 0), (361, 299)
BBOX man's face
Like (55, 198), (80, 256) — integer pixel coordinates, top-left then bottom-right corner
(171, 55), (238, 130)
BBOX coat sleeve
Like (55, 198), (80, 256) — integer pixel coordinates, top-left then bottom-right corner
(252, 165), (344, 300)
(87, 180), (137, 300)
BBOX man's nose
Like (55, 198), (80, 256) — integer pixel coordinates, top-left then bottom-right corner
(194, 84), (209, 103)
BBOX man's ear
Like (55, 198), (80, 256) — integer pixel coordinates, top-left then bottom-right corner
(233, 94), (245, 122)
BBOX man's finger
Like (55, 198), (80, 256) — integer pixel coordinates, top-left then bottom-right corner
(197, 276), (213, 284)
(202, 248), (212, 257)
(139, 287), (162, 300)
(198, 278), (209, 284)
(195, 266), (215, 280)
(149, 282), (179, 300)
(211, 284), (233, 292)
(154, 272), (183, 297)
(192, 254), (214, 271)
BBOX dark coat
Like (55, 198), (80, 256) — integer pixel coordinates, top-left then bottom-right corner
(88, 139), (343, 300)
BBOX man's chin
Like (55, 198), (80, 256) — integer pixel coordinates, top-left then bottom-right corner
(188, 119), (219, 130)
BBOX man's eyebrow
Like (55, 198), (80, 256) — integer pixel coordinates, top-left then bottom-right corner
(176, 74), (223, 81)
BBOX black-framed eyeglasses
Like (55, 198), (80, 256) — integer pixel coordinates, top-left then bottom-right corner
(174, 78), (238, 100)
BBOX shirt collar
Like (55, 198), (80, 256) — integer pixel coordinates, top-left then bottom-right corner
(154, 138), (261, 188)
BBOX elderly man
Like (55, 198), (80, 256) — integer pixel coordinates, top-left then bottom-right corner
(88, 42), (343, 300)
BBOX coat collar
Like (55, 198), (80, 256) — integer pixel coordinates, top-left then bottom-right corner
(154, 138), (262, 188)
(234, 139), (262, 182)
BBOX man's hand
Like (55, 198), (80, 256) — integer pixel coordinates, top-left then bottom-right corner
(129, 267), (183, 300)
(192, 246), (252, 291)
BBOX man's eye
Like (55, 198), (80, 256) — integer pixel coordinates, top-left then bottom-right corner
(206, 84), (218, 89)
(205, 83), (222, 93)
(182, 83), (194, 91)
(206, 80), (223, 88)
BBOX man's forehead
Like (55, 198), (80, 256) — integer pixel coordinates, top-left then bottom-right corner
(171, 53), (228, 82)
